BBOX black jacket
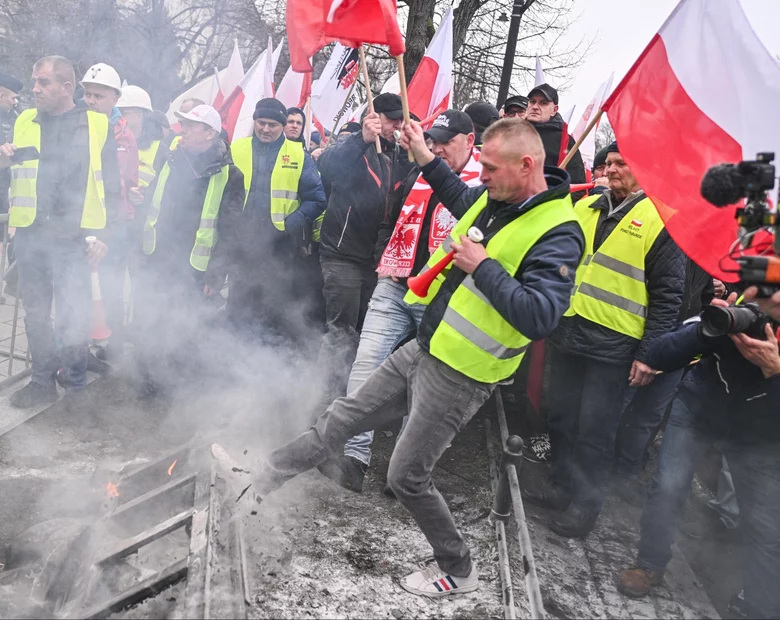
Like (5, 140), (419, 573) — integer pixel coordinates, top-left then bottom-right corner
(529, 115), (587, 199)
(144, 139), (245, 291)
(415, 159), (585, 375)
(0, 107), (16, 214)
(549, 190), (686, 365)
(680, 257), (714, 321)
(646, 320), (780, 444)
(27, 104), (121, 240)
(318, 131), (416, 265)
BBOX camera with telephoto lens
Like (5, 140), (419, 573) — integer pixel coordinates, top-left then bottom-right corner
(699, 302), (771, 341)
(700, 152), (779, 295)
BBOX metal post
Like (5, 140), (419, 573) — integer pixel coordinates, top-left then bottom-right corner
(496, 0), (531, 110)
(491, 435), (523, 523)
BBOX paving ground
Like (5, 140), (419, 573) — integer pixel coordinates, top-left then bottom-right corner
(0, 364), (735, 619)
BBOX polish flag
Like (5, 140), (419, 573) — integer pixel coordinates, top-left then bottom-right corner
(166, 74), (220, 124)
(287, 0), (405, 72)
(406, 8), (453, 124)
(213, 40), (244, 109)
(602, 0), (780, 281)
(534, 57), (546, 87)
(219, 38), (284, 141)
(572, 73), (614, 169)
(277, 64), (313, 109)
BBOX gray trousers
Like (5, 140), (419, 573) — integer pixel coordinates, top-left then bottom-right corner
(260, 339), (495, 577)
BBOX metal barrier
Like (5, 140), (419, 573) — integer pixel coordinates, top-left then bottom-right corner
(488, 389), (546, 619)
(0, 213), (32, 389)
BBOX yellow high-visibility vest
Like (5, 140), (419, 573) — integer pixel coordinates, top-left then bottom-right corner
(412, 190), (581, 383)
(230, 136), (305, 229)
(143, 161), (229, 272)
(9, 108), (108, 229)
(137, 139), (160, 188)
(565, 194), (665, 339)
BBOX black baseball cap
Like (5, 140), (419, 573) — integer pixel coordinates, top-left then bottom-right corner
(464, 102), (499, 130)
(527, 83), (558, 105)
(373, 93), (403, 120)
(425, 110), (474, 143)
(504, 95), (528, 112)
(0, 72), (23, 94)
(339, 121), (362, 135)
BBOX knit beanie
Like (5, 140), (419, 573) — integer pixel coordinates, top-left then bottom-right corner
(253, 98), (287, 125)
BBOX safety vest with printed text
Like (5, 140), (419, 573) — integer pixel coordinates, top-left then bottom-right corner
(407, 190), (580, 383)
(565, 194), (665, 339)
(9, 108), (108, 229)
(143, 161), (229, 272)
(230, 137), (305, 230)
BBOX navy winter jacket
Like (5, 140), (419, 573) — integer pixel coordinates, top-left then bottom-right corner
(415, 158), (585, 369)
(317, 132), (416, 265)
(645, 319), (780, 443)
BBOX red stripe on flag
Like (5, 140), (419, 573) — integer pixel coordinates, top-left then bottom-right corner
(439, 578), (450, 591)
(406, 56), (438, 120)
(603, 34), (743, 281)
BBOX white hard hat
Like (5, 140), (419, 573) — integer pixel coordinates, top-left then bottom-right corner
(174, 105), (222, 134)
(117, 85), (152, 112)
(81, 63), (122, 94)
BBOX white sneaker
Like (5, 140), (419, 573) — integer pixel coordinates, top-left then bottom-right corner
(400, 563), (479, 598)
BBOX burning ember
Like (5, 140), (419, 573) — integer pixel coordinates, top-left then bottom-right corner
(168, 459), (178, 476)
(106, 481), (120, 498)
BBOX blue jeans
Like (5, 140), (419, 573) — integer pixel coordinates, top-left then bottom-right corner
(614, 368), (685, 477)
(342, 278), (426, 465)
(15, 230), (91, 389)
(638, 397), (780, 618)
(546, 345), (632, 510)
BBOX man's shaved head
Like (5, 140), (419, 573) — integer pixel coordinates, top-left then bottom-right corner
(482, 118), (546, 167)
(479, 118), (548, 203)
(33, 56), (75, 86)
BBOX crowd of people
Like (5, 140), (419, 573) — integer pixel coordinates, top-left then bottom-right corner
(0, 55), (778, 617)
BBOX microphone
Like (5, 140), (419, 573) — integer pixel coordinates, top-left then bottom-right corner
(700, 163), (746, 207)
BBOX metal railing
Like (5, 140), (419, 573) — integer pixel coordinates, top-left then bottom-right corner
(0, 213), (32, 389)
(487, 389), (545, 619)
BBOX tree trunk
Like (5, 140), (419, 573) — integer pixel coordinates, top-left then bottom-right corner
(403, 0), (436, 79)
(452, 0), (483, 57)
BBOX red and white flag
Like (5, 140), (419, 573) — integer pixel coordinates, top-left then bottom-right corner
(213, 40), (244, 109)
(406, 8), (453, 125)
(277, 64), (313, 109)
(602, 0), (780, 281)
(572, 73), (614, 169)
(219, 38), (284, 141)
(287, 0), (404, 72)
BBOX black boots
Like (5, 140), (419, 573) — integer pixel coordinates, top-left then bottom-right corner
(317, 455), (368, 493)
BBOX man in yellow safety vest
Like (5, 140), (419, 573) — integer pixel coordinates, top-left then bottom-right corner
(522, 141), (686, 539)
(214, 118), (584, 598)
(134, 104), (244, 396)
(228, 98), (326, 343)
(0, 55), (120, 409)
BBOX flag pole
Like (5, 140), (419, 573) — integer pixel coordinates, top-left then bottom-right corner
(359, 46), (381, 154)
(304, 96), (312, 149)
(394, 55), (414, 162)
(560, 108), (604, 168)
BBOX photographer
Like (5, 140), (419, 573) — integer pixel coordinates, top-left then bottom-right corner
(616, 294), (780, 619)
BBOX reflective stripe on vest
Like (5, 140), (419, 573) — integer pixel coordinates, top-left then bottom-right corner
(565, 194), (665, 339)
(137, 140), (161, 188)
(143, 162), (230, 271)
(420, 191), (581, 383)
(9, 108), (108, 229)
(230, 137), (305, 230)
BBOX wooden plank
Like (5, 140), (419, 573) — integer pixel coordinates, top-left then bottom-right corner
(78, 558), (188, 620)
(95, 509), (195, 568)
(106, 474), (196, 527)
(179, 465), (216, 619)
